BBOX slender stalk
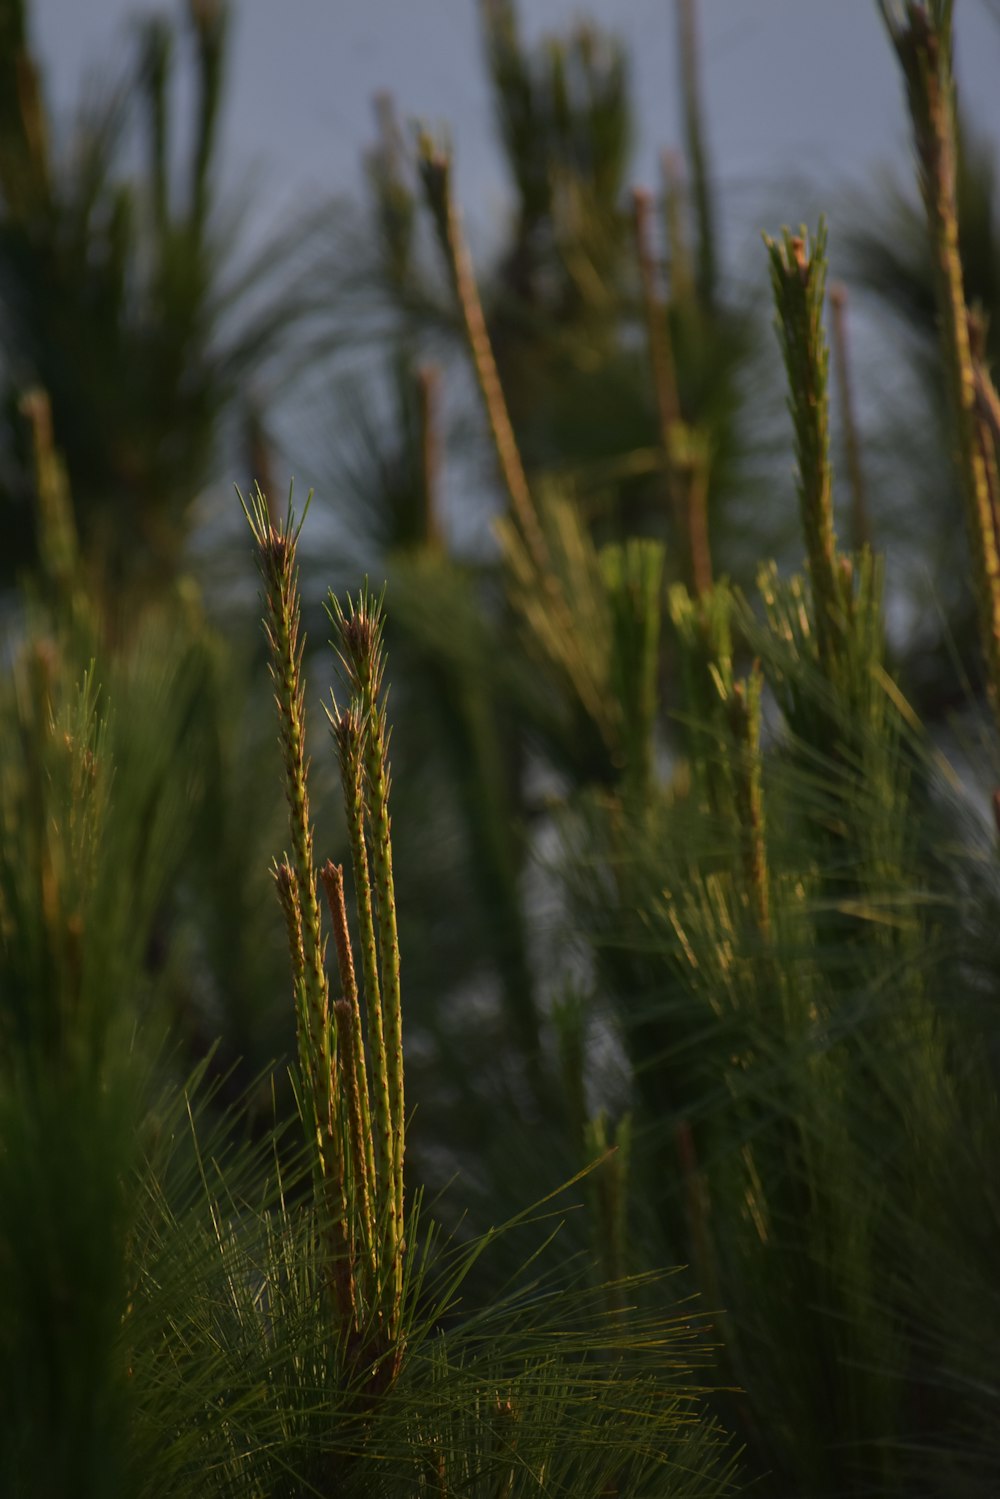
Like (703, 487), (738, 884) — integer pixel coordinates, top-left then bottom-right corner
(242, 487), (331, 1121)
(766, 223), (842, 677)
(368, 90), (415, 289)
(322, 859), (377, 1248)
(583, 1111), (631, 1314)
(661, 148), (695, 310)
(632, 186), (681, 437)
(881, 1), (1000, 720)
(418, 139), (550, 579)
(4, 37), (50, 207)
(675, 0), (717, 307)
(419, 134), (604, 755)
(188, 0), (226, 239)
(361, 703), (404, 1273)
(829, 282), (872, 552)
(417, 363), (444, 551)
(333, 998), (376, 1275)
(274, 858), (315, 1099)
(243, 485), (357, 1329)
(673, 425), (714, 599)
(969, 309), (1000, 578)
(331, 592), (405, 1314)
(329, 703), (394, 1246)
(138, 19), (170, 238)
(20, 388), (78, 593)
(727, 668), (770, 940)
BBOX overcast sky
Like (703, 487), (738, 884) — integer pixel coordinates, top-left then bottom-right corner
(29, 1), (1000, 268)
(22, 3), (1000, 572)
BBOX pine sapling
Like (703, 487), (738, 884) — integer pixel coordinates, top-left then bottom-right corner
(245, 484), (390, 1352)
(242, 487), (334, 1168)
(328, 587), (406, 1319)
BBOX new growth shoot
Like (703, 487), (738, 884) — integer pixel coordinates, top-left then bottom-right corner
(244, 485), (406, 1389)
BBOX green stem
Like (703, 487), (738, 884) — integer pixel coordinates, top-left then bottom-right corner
(329, 704), (396, 1272)
(322, 859), (377, 1209)
(244, 487), (331, 1136)
(419, 138), (551, 581)
(333, 998), (376, 1280)
(883, 2), (1000, 722)
(766, 223), (842, 679)
(829, 282), (872, 552)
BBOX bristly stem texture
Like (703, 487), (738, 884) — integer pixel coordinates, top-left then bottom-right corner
(327, 584), (406, 1325)
(322, 859), (376, 1269)
(881, 0), (1000, 722)
(245, 485), (407, 1374)
(765, 221), (844, 678)
(329, 706), (394, 1227)
(418, 136), (551, 580)
(241, 486), (332, 1146)
(829, 282), (872, 552)
(728, 667), (770, 940)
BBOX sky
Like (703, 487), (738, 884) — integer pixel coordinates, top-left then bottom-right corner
(28, 0), (1000, 268)
(24, 0), (1000, 559)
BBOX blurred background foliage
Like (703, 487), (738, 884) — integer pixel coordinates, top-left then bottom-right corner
(4, 0), (1000, 1493)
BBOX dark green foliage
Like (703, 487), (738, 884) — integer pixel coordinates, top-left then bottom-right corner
(6, 0), (1000, 1494)
(0, 0), (334, 598)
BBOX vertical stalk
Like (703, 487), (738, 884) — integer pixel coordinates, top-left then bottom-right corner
(138, 19), (170, 238)
(632, 186), (681, 439)
(675, 0), (717, 307)
(361, 700), (404, 1279)
(242, 487), (331, 1123)
(661, 148), (695, 310)
(20, 388), (79, 603)
(969, 310), (1000, 584)
(418, 139), (551, 580)
(583, 1111), (632, 1313)
(249, 490), (411, 1368)
(881, 1), (1000, 721)
(243, 485), (357, 1330)
(632, 187), (712, 596)
(333, 998), (376, 1276)
(329, 705), (395, 1252)
(188, 0), (226, 239)
(766, 223), (842, 678)
(331, 593), (405, 1315)
(274, 859), (315, 1100)
(727, 667), (770, 940)
(673, 426), (714, 600)
(322, 859), (377, 1250)
(420, 134), (600, 767)
(828, 282), (872, 552)
(417, 364), (444, 551)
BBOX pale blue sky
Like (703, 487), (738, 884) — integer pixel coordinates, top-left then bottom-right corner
(29, 1), (1000, 261)
(24, 3), (1000, 585)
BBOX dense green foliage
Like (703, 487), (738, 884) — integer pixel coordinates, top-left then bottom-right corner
(3, 1), (1000, 1495)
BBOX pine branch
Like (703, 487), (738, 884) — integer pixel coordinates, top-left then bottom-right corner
(766, 222), (844, 680)
(829, 282), (872, 552)
(418, 136), (550, 579)
(881, 1), (1000, 723)
(328, 586), (407, 1334)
